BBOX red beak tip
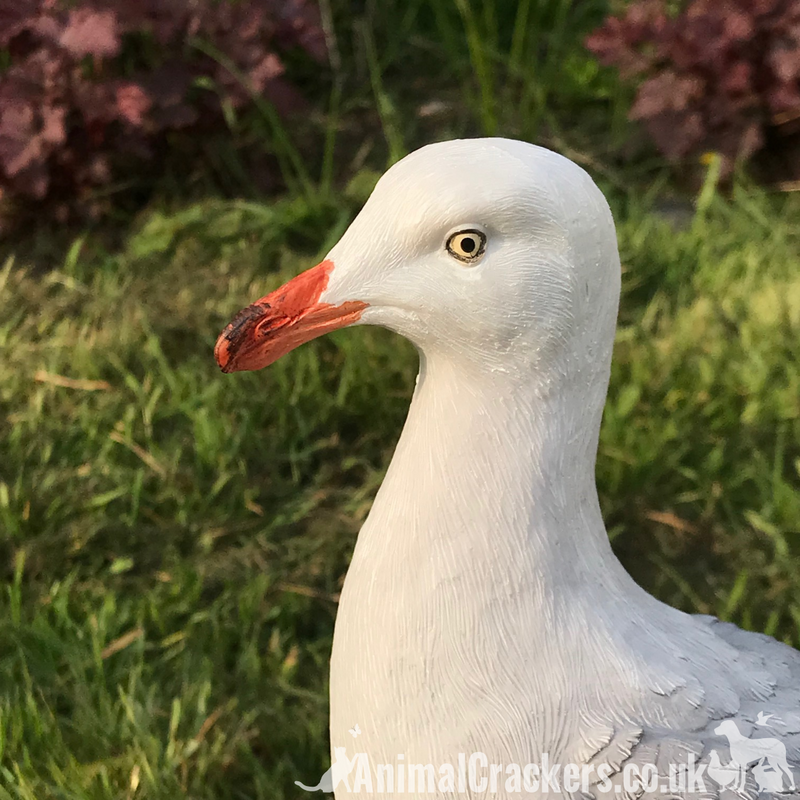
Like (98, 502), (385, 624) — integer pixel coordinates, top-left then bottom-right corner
(213, 336), (235, 372)
(213, 260), (367, 374)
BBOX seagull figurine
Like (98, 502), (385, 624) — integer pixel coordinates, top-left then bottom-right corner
(215, 138), (800, 798)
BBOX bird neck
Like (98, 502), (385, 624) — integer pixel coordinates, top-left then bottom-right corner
(351, 348), (638, 611)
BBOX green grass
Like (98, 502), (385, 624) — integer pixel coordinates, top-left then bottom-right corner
(1, 181), (798, 800)
(1, 0), (800, 797)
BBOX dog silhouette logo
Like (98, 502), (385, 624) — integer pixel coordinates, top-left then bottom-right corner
(707, 719), (796, 793)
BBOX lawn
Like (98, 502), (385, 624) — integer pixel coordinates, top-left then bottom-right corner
(1, 1), (799, 799)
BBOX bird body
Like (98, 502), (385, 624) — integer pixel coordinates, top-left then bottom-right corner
(216, 139), (800, 798)
(708, 751), (743, 790)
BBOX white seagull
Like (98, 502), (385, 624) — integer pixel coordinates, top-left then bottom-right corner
(216, 138), (800, 798)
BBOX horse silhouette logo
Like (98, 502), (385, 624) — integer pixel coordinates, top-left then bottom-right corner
(707, 719), (796, 793)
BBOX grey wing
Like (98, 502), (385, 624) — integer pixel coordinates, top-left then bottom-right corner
(585, 617), (800, 800)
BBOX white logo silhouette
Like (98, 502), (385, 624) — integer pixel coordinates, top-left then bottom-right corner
(707, 751), (741, 789)
(295, 744), (359, 793)
(707, 719), (796, 793)
(293, 720), (797, 795)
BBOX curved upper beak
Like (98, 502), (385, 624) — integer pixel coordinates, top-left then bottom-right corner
(214, 260), (368, 373)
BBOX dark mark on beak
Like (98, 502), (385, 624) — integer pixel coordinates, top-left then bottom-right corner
(224, 302), (269, 342)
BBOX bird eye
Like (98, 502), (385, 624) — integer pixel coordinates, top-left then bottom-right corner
(445, 229), (486, 264)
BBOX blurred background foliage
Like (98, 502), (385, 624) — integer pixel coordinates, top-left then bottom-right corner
(0, 0), (799, 798)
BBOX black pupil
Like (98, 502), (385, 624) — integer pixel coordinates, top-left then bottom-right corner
(461, 236), (476, 253)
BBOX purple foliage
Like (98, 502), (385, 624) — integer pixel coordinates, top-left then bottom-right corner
(586, 0), (800, 171)
(0, 0), (326, 218)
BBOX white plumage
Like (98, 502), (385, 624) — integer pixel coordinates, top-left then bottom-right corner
(217, 138), (800, 799)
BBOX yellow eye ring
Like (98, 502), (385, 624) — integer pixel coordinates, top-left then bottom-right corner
(445, 229), (487, 263)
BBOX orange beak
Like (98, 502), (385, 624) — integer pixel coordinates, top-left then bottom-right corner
(214, 260), (368, 373)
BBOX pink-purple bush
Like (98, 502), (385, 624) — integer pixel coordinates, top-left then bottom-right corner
(0, 0), (326, 221)
(586, 0), (800, 173)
